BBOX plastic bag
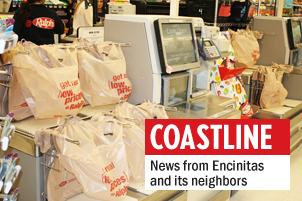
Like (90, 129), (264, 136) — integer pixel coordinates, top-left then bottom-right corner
(250, 64), (292, 108)
(260, 68), (288, 109)
(10, 42), (85, 119)
(77, 41), (132, 106)
(9, 67), (34, 120)
(34, 129), (83, 201)
(55, 118), (129, 201)
(92, 114), (145, 182)
(112, 101), (169, 130)
(41, 44), (79, 67)
(213, 77), (248, 109)
(230, 29), (260, 68)
(47, 160), (83, 201)
(34, 129), (53, 154)
(2, 50), (33, 120)
(122, 123), (144, 182)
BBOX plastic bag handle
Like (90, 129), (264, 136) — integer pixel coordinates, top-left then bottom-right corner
(38, 129), (80, 146)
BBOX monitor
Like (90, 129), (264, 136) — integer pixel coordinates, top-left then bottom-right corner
(154, 18), (200, 74)
(287, 18), (302, 49)
(162, 72), (190, 106)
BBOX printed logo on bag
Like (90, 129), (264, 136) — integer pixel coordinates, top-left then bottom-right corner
(19, 102), (28, 108)
(59, 178), (77, 187)
(32, 17), (55, 30)
(58, 80), (85, 110)
(108, 73), (132, 101)
(101, 162), (129, 197)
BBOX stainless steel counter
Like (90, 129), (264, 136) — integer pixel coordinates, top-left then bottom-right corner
(253, 99), (302, 152)
(168, 95), (239, 119)
(253, 99), (302, 119)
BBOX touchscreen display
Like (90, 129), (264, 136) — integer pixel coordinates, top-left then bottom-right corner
(161, 23), (198, 66)
(291, 21), (302, 45)
(168, 75), (188, 105)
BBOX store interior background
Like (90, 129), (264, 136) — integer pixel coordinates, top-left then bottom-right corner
(0, 0), (302, 201)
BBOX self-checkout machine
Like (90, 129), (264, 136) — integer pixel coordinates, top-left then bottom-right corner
(104, 14), (238, 201)
(251, 16), (302, 152)
(184, 19), (237, 201)
(183, 21), (240, 120)
(104, 15), (238, 119)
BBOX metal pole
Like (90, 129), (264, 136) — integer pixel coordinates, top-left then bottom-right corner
(170, 0), (180, 17)
(214, 0), (219, 26)
(276, 0), (284, 17)
(257, 0), (261, 16)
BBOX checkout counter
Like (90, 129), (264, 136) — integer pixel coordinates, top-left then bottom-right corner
(253, 99), (302, 152)
(103, 15), (236, 112)
(9, 100), (238, 201)
(11, 100), (300, 201)
(6, 15), (240, 201)
(252, 16), (302, 100)
(246, 16), (302, 152)
(5, 14), (302, 201)
(252, 16), (302, 67)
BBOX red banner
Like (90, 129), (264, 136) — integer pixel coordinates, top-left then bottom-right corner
(145, 119), (290, 155)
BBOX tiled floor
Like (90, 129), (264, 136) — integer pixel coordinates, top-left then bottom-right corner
(231, 145), (302, 201)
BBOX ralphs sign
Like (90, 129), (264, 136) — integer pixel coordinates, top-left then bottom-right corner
(145, 119), (290, 190)
(32, 17), (55, 30)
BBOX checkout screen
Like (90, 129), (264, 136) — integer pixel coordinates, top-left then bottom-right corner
(292, 21), (302, 45)
(162, 23), (198, 66)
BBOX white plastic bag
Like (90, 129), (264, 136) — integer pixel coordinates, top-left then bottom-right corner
(92, 114), (145, 182)
(230, 30), (260, 68)
(77, 41), (132, 106)
(260, 68), (288, 108)
(122, 122), (145, 182)
(47, 160), (83, 201)
(55, 118), (129, 201)
(10, 42), (85, 119)
(112, 101), (169, 129)
(35, 129), (83, 201)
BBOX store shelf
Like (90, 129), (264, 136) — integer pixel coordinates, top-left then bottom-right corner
(290, 3), (302, 7)
(257, 3), (276, 7)
(45, 4), (68, 9)
(252, 0), (277, 16)
(11, 2), (68, 9)
(204, 22), (249, 28)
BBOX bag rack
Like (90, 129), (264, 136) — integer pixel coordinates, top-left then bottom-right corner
(10, 42), (132, 57)
(0, 191), (19, 201)
(0, 62), (12, 119)
(38, 129), (81, 201)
